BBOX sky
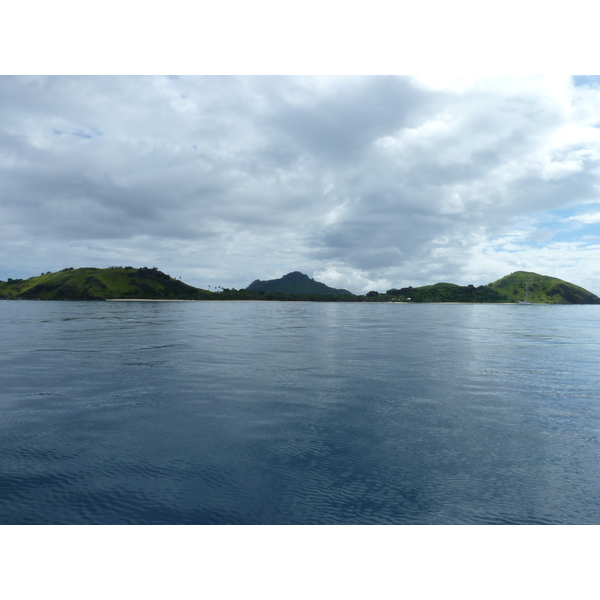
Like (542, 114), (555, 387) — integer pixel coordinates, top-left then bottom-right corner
(2, 75), (600, 294)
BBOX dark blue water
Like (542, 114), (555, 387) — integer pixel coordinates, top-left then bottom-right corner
(1, 300), (600, 524)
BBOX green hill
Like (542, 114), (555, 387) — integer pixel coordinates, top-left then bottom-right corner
(0, 267), (214, 301)
(246, 271), (354, 296)
(386, 271), (599, 304)
(488, 271), (599, 304)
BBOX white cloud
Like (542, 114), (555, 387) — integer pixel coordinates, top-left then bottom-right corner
(313, 266), (391, 295)
(565, 212), (600, 225)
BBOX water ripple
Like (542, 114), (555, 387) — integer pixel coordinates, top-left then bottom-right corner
(2, 302), (600, 523)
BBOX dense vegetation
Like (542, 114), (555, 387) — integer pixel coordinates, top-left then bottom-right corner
(1, 268), (598, 304)
(384, 271), (599, 304)
(0, 267), (364, 302)
(0, 267), (213, 300)
(385, 282), (505, 303)
(247, 271), (353, 295)
(384, 272), (599, 304)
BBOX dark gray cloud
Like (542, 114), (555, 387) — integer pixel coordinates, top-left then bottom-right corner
(263, 77), (428, 162)
(1, 75), (600, 293)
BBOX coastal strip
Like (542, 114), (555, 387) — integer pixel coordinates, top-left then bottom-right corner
(106, 299), (198, 302)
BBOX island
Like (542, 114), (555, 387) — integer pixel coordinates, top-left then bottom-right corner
(247, 271), (353, 296)
(0, 267), (598, 304)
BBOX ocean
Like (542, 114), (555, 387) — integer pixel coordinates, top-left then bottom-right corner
(1, 300), (600, 524)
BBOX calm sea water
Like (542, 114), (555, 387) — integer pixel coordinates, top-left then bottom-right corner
(1, 300), (600, 524)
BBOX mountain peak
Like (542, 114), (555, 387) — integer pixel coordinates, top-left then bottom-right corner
(246, 272), (353, 295)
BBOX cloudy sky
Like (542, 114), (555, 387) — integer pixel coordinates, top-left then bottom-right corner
(2, 75), (600, 294)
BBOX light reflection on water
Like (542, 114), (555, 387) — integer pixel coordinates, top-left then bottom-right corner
(1, 301), (600, 524)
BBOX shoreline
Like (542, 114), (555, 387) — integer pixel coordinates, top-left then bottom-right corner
(104, 299), (551, 305)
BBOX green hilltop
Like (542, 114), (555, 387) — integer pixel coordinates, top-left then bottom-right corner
(487, 271), (598, 304)
(0, 266), (214, 301)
